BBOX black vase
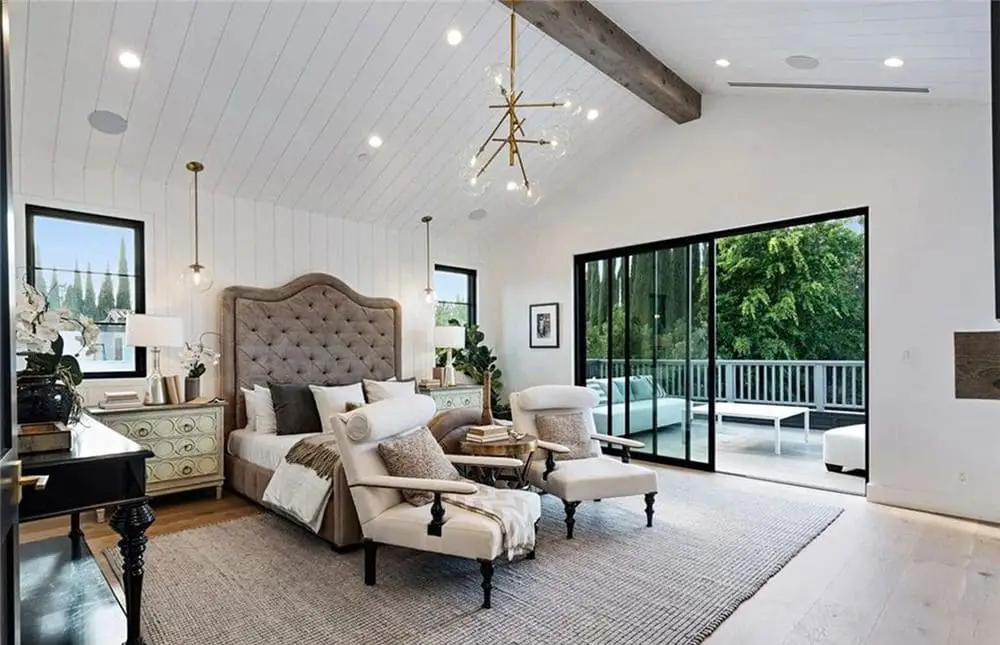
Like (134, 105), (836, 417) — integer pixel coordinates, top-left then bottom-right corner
(17, 375), (73, 424)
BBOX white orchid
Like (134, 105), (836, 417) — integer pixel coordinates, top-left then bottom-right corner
(180, 332), (222, 378)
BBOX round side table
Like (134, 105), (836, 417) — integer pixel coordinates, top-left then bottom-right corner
(459, 435), (537, 488)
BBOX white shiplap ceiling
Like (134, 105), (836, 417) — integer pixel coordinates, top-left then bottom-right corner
(9, 1), (989, 230)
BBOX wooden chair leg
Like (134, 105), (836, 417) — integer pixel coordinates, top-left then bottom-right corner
(479, 559), (494, 609)
(363, 539), (377, 586)
(644, 492), (656, 528)
(564, 500), (581, 539)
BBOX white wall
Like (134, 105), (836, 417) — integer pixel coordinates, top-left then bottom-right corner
(14, 164), (481, 404)
(483, 94), (998, 523)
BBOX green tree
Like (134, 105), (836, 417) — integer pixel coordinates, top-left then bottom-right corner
(710, 220), (864, 360)
(63, 261), (83, 314)
(435, 301), (468, 326)
(115, 237), (132, 311)
(33, 244), (47, 300)
(82, 264), (97, 320)
(47, 269), (61, 309)
(97, 263), (115, 321)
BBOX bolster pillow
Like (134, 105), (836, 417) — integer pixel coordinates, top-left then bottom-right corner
(344, 394), (436, 443)
(516, 385), (599, 411)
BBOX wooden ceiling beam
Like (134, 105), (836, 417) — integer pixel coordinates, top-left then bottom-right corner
(505, 0), (701, 124)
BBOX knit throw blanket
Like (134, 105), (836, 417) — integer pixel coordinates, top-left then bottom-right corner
(444, 483), (536, 560)
(262, 435), (341, 533)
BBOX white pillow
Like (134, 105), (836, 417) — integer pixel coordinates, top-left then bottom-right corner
(363, 378), (416, 403)
(252, 384), (278, 434)
(310, 383), (365, 433)
(240, 387), (257, 431)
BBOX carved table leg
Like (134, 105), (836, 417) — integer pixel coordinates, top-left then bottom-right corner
(110, 500), (156, 645)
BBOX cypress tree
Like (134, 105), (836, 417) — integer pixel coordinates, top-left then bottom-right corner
(115, 237), (132, 311)
(97, 263), (115, 321)
(48, 269), (61, 309)
(64, 261), (83, 314)
(82, 264), (97, 320)
(33, 244), (47, 301)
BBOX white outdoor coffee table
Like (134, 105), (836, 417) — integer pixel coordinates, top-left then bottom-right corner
(692, 402), (810, 455)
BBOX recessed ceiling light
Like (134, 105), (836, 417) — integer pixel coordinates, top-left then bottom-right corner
(367, 134), (383, 149)
(87, 109), (128, 135)
(446, 29), (463, 46)
(715, 59), (731, 68)
(357, 152), (370, 163)
(786, 55), (820, 70)
(586, 109), (599, 121)
(469, 208), (487, 221)
(118, 50), (141, 70)
(883, 57), (904, 68)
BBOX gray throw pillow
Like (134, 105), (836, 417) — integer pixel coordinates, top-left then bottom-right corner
(534, 411), (595, 460)
(268, 383), (323, 436)
(377, 427), (463, 506)
(630, 375), (655, 401)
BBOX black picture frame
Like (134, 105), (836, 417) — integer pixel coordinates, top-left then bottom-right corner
(529, 302), (560, 348)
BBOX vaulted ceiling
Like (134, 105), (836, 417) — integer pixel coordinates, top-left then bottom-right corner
(9, 1), (989, 231)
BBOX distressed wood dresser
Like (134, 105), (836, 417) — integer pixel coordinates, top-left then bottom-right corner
(89, 401), (225, 500)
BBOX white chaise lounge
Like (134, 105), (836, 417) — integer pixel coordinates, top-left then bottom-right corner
(822, 424), (866, 473)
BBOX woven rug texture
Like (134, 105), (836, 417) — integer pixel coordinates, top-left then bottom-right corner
(105, 470), (842, 645)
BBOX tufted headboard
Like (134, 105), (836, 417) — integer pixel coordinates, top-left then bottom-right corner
(219, 273), (402, 433)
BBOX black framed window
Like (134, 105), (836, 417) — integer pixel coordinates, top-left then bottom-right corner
(434, 264), (477, 326)
(25, 205), (146, 378)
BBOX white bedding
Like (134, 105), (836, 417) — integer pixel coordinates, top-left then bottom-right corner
(227, 429), (322, 471)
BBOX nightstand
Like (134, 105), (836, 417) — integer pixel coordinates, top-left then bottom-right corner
(89, 401), (225, 500)
(418, 384), (484, 411)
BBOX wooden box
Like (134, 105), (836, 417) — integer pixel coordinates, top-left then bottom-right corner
(18, 421), (72, 454)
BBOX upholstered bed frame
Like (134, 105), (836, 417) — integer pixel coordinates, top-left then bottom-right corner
(220, 273), (402, 550)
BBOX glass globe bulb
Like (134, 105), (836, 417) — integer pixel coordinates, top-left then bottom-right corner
(182, 263), (214, 293)
(555, 89), (583, 121)
(484, 62), (511, 100)
(462, 143), (483, 173)
(516, 180), (542, 207)
(461, 168), (490, 197)
(540, 126), (571, 160)
(423, 287), (437, 304)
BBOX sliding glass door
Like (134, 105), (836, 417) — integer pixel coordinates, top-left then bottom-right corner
(577, 241), (715, 470)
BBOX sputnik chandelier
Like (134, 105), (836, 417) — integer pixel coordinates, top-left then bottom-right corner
(463, 0), (578, 205)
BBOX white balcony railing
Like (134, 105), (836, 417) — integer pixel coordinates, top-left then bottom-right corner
(584, 359), (865, 411)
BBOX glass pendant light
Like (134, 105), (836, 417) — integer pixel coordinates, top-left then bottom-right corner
(421, 216), (437, 304)
(181, 161), (213, 293)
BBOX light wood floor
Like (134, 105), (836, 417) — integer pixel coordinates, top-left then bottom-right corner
(19, 473), (1000, 645)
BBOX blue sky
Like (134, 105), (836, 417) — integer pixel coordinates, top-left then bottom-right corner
(33, 216), (136, 275)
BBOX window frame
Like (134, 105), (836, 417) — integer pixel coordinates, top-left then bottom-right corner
(25, 204), (147, 379)
(434, 264), (477, 326)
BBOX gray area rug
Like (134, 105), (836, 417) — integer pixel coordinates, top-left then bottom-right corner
(105, 470), (841, 645)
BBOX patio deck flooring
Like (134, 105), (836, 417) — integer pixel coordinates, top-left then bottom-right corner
(626, 419), (867, 496)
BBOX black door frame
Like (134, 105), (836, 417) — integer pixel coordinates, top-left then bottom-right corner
(574, 205), (870, 482)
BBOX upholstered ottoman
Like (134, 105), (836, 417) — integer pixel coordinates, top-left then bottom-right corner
(822, 424), (866, 473)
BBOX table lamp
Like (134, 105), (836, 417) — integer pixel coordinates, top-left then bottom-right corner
(126, 314), (184, 405)
(434, 326), (466, 387)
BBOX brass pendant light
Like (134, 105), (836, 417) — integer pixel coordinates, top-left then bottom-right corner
(181, 161), (213, 293)
(421, 216), (436, 304)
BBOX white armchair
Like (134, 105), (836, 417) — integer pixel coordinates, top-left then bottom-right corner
(330, 394), (541, 609)
(510, 385), (658, 539)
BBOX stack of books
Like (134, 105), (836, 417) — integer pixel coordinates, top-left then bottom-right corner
(99, 391), (142, 410)
(464, 425), (510, 444)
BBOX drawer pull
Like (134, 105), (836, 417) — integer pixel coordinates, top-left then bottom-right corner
(181, 464), (193, 476)
(182, 441), (194, 452)
(181, 423), (193, 433)
(137, 427), (150, 438)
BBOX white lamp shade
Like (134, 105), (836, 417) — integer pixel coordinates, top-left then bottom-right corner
(125, 314), (185, 348)
(434, 326), (466, 349)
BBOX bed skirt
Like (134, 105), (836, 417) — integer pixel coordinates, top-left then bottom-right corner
(224, 453), (362, 551)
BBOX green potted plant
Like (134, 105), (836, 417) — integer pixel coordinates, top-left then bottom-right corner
(437, 321), (509, 419)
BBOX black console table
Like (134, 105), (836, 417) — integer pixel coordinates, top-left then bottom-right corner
(20, 415), (154, 645)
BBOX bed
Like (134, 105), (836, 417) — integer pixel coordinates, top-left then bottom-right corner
(220, 272), (402, 551)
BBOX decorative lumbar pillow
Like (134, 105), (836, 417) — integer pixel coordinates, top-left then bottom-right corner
(268, 383), (323, 436)
(377, 426), (463, 506)
(240, 386), (258, 431)
(245, 385), (277, 434)
(344, 401), (365, 412)
(534, 411), (595, 461)
(309, 383), (365, 433)
(363, 378), (416, 403)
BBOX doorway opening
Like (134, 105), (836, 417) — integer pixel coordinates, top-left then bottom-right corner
(574, 208), (868, 495)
